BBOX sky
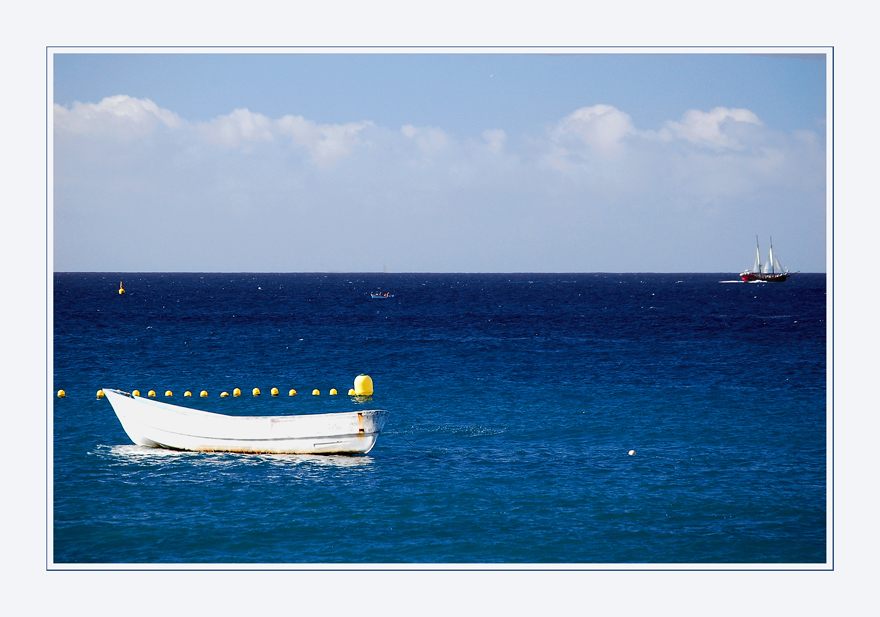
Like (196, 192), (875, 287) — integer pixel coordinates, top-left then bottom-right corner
(51, 50), (828, 273)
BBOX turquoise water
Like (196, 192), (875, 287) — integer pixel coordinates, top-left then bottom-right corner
(52, 273), (827, 564)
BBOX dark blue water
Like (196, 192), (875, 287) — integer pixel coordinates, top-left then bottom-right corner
(52, 273), (827, 564)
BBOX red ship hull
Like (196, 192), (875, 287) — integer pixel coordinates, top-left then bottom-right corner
(740, 272), (791, 283)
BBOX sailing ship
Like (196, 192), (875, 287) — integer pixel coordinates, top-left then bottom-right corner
(740, 236), (793, 282)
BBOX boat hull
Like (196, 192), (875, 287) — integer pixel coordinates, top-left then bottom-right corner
(739, 271), (792, 283)
(103, 389), (388, 455)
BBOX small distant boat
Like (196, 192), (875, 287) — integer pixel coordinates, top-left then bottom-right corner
(103, 389), (388, 455)
(740, 236), (794, 283)
(371, 292), (394, 298)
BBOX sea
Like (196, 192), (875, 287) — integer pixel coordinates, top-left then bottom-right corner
(51, 272), (828, 566)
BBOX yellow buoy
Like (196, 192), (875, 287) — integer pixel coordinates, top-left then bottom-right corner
(353, 374), (373, 396)
(57, 390), (66, 398)
(288, 389), (297, 396)
(312, 389), (320, 396)
(329, 388), (338, 396)
(233, 388), (241, 397)
(132, 390), (140, 397)
(118, 281), (125, 295)
(348, 388), (356, 396)
(200, 390), (208, 397)
(165, 390), (173, 397)
(148, 390), (156, 398)
(252, 387), (261, 396)
(96, 389), (105, 399)
(270, 387), (279, 396)
(221, 391), (229, 397)
(184, 391), (192, 397)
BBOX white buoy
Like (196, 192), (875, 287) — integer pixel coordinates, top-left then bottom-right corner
(628, 449), (636, 456)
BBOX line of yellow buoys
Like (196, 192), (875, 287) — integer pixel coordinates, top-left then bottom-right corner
(59, 374), (374, 400)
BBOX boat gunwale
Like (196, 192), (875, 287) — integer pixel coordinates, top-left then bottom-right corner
(103, 388), (387, 423)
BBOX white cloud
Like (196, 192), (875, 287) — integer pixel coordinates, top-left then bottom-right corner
(659, 107), (762, 149)
(482, 129), (506, 153)
(53, 95), (825, 273)
(551, 104), (636, 159)
(276, 115), (372, 167)
(199, 108), (275, 147)
(793, 129), (820, 146)
(54, 95), (184, 139)
(401, 124), (448, 152)
(55, 96), (374, 167)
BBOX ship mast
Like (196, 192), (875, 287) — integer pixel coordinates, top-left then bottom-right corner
(769, 237), (775, 274)
(754, 236), (762, 273)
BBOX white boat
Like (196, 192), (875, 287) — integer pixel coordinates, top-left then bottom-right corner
(371, 292), (394, 298)
(103, 389), (388, 455)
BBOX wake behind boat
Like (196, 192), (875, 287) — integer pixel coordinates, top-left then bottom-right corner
(103, 389), (388, 455)
(740, 236), (794, 282)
